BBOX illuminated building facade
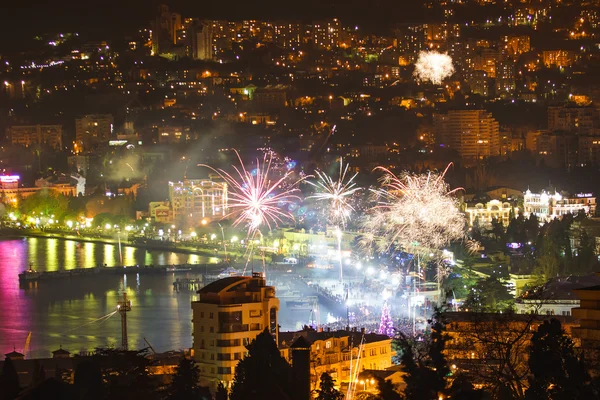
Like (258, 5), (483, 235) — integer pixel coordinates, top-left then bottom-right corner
(8, 124), (63, 149)
(191, 21), (213, 60)
(75, 114), (114, 152)
(168, 178), (227, 223)
(433, 110), (500, 162)
(274, 21), (303, 49)
(279, 329), (394, 391)
(394, 24), (426, 64)
(542, 50), (577, 68)
(149, 201), (171, 223)
(464, 200), (517, 228)
(547, 106), (600, 135)
(502, 35), (531, 56)
(523, 190), (596, 221)
(572, 279), (600, 350)
(0, 175), (77, 205)
(465, 70), (489, 96)
(191, 274), (279, 390)
(495, 58), (516, 96)
(312, 18), (341, 49)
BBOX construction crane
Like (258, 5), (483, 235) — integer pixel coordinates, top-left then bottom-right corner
(144, 337), (156, 355)
(117, 292), (132, 350)
(23, 332), (32, 358)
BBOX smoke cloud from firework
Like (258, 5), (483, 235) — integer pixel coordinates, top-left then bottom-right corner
(413, 51), (455, 85)
(365, 165), (466, 254)
(200, 150), (305, 237)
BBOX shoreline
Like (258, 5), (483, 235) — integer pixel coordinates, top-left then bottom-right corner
(0, 229), (228, 258)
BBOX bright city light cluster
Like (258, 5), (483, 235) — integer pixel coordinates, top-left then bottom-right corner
(413, 51), (455, 85)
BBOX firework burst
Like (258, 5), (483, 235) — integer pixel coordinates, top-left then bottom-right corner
(200, 150), (305, 236)
(413, 51), (455, 85)
(365, 164), (465, 254)
(308, 159), (361, 228)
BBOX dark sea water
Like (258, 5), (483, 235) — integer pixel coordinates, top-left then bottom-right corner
(0, 237), (326, 358)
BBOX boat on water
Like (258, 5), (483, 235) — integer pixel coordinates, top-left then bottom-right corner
(166, 265), (192, 272)
(204, 266), (242, 281)
(278, 289), (302, 298)
(286, 297), (317, 310)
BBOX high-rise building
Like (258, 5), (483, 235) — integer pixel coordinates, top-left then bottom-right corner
(274, 21), (303, 49)
(465, 70), (489, 97)
(502, 35), (530, 56)
(151, 4), (182, 55)
(394, 24), (426, 64)
(311, 18), (341, 49)
(474, 48), (498, 78)
(75, 114), (114, 152)
(433, 110), (500, 161)
(192, 274), (280, 389)
(8, 124), (62, 149)
(542, 50), (577, 68)
(168, 178), (227, 223)
(547, 106), (600, 134)
(191, 21), (213, 60)
(496, 58), (516, 96)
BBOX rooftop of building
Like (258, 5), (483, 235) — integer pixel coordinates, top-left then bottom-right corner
(519, 274), (600, 301)
(444, 311), (576, 325)
(278, 328), (391, 349)
(195, 274), (275, 305)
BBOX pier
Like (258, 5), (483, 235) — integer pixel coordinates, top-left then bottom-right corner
(18, 263), (225, 285)
(173, 278), (203, 292)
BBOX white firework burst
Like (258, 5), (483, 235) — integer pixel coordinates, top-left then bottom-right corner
(413, 51), (455, 85)
(308, 159), (361, 228)
(200, 150), (305, 236)
(365, 164), (466, 254)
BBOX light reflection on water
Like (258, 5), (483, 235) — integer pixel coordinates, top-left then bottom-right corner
(0, 237), (328, 358)
(0, 237), (215, 358)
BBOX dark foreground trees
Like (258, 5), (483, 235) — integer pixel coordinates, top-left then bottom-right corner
(316, 372), (343, 400)
(0, 357), (21, 400)
(230, 329), (294, 400)
(526, 319), (597, 400)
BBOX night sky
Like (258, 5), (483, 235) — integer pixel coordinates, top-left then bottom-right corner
(1, 0), (427, 38)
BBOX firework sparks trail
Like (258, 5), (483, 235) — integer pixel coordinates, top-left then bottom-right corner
(365, 163), (466, 253)
(413, 51), (455, 85)
(308, 158), (361, 228)
(200, 150), (306, 237)
(309, 159), (361, 284)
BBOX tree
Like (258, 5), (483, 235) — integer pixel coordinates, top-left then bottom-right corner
(20, 190), (69, 219)
(378, 301), (395, 337)
(167, 357), (204, 400)
(397, 310), (449, 400)
(87, 347), (159, 400)
(0, 357), (21, 400)
(533, 236), (560, 282)
(74, 359), (104, 400)
(450, 312), (539, 399)
(448, 375), (488, 400)
(526, 319), (597, 400)
(376, 377), (402, 400)
(491, 218), (505, 242)
(230, 329), (293, 400)
(316, 372), (343, 400)
(215, 382), (228, 400)
(462, 277), (514, 312)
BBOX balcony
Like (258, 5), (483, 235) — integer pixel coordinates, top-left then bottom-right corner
(571, 327), (600, 341)
(219, 323), (249, 333)
(572, 308), (600, 320)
